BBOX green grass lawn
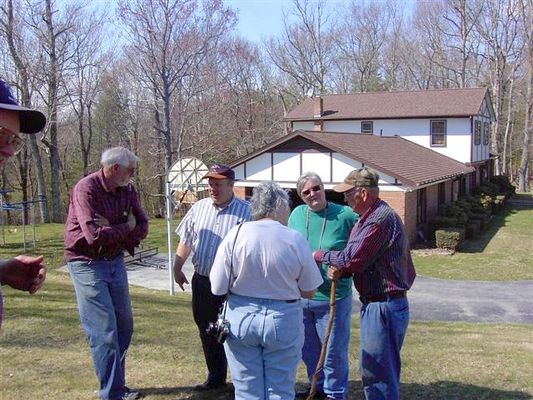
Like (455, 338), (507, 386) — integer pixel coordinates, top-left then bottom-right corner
(0, 198), (532, 399)
(413, 196), (533, 281)
(1, 272), (531, 400)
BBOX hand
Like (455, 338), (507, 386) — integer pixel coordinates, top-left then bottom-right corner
(0, 255), (46, 293)
(312, 250), (322, 263)
(127, 209), (137, 231)
(173, 268), (189, 291)
(327, 265), (342, 281)
(94, 213), (110, 227)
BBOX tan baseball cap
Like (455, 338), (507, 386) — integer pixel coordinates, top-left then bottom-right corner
(333, 167), (379, 193)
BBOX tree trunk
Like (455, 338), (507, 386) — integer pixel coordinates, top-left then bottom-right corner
(518, 55), (532, 192)
(45, 0), (63, 223)
(3, 0), (49, 223)
(502, 76), (515, 176)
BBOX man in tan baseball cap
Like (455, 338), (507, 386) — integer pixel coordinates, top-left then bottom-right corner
(315, 166), (416, 400)
(332, 166), (379, 193)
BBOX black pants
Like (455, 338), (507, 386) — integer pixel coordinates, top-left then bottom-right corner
(192, 272), (227, 383)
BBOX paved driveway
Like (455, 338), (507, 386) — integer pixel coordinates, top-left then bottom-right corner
(408, 276), (533, 324)
(125, 254), (533, 324)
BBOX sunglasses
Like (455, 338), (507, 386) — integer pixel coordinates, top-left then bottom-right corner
(0, 126), (25, 155)
(301, 185), (322, 197)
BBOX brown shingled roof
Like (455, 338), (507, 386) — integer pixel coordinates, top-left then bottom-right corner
(285, 87), (489, 121)
(231, 130), (474, 189)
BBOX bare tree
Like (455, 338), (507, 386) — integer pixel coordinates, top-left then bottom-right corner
(266, 0), (334, 97)
(64, 8), (111, 176)
(517, 0), (532, 191)
(118, 0), (236, 214)
(0, 0), (49, 222)
(26, 0), (86, 222)
(477, 0), (523, 175)
(334, 0), (394, 92)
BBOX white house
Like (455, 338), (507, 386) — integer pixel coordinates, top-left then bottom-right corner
(228, 87), (495, 243)
(284, 87), (496, 188)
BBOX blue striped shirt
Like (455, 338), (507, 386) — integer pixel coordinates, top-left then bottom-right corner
(176, 196), (251, 276)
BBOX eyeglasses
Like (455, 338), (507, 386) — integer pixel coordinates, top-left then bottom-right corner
(0, 126), (25, 155)
(301, 185), (322, 197)
(120, 165), (136, 176)
(343, 186), (362, 199)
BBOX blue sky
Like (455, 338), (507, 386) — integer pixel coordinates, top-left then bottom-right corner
(229, 0), (414, 43)
(228, 0), (292, 42)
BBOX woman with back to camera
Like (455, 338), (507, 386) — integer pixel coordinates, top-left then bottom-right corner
(210, 181), (323, 400)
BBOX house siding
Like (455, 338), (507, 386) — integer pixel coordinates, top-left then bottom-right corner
(294, 117), (478, 164)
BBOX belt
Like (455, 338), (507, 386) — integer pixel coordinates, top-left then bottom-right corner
(359, 291), (406, 304)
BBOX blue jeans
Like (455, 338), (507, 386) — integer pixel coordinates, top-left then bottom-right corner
(68, 258), (134, 400)
(224, 294), (304, 400)
(360, 297), (409, 400)
(302, 295), (352, 399)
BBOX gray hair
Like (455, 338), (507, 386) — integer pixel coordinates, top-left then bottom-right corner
(100, 147), (139, 167)
(251, 181), (290, 221)
(296, 171), (324, 197)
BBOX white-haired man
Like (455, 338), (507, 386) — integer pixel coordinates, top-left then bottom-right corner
(64, 147), (148, 400)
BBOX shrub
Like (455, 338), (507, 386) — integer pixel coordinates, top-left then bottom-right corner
(435, 228), (465, 250)
(478, 194), (494, 212)
(428, 216), (458, 242)
(490, 175), (516, 195)
(442, 203), (469, 226)
(465, 220), (481, 239)
(492, 195), (507, 213)
(470, 213), (490, 230)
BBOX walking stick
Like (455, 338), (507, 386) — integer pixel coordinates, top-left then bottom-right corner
(306, 279), (337, 400)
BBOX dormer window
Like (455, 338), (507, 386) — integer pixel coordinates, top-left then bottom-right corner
(430, 120), (446, 147)
(361, 121), (373, 134)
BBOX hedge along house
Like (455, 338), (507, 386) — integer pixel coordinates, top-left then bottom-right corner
(230, 130), (474, 244)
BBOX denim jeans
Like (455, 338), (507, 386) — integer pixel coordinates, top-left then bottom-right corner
(224, 294), (304, 400)
(68, 258), (133, 400)
(360, 296), (409, 400)
(302, 295), (352, 399)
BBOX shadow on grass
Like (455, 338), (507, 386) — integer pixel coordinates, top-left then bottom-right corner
(135, 380), (533, 399)
(459, 196), (531, 253)
(139, 384), (234, 399)
(459, 208), (515, 253)
(399, 380), (533, 399)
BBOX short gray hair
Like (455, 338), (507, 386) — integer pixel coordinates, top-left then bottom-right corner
(101, 147), (139, 167)
(251, 181), (290, 221)
(296, 171), (324, 197)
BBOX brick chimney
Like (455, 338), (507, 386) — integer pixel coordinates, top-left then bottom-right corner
(313, 95), (323, 118)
